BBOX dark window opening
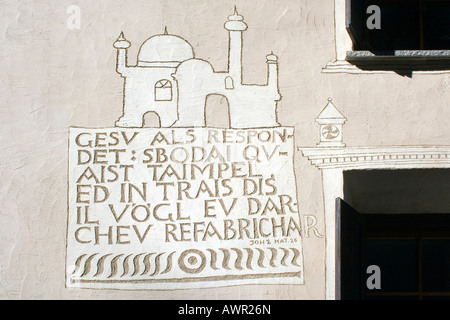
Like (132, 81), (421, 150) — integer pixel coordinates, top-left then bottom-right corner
(340, 200), (450, 300)
(364, 224), (450, 299)
(340, 169), (450, 300)
(347, 0), (450, 51)
(345, 0), (450, 71)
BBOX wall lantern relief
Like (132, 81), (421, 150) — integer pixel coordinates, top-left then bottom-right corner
(316, 98), (346, 147)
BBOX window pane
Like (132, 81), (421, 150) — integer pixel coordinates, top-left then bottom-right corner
(364, 239), (418, 292)
(367, 0), (421, 50)
(423, 1), (450, 49)
(422, 239), (450, 292)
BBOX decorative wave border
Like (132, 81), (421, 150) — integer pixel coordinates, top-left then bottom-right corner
(71, 247), (303, 280)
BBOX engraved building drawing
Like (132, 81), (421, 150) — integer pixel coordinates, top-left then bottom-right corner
(114, 8), (281, 129)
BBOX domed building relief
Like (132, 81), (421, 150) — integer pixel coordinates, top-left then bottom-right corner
(137, 31), (194, 67)
(114, 8), (281, 129)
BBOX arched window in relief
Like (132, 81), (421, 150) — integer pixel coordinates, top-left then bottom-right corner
(225, 76), (234, 90)
(155, 79), (173, 101)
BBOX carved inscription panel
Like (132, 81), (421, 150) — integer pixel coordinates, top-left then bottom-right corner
(66, 127), (303, 289)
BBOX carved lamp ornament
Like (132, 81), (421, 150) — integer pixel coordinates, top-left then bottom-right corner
(316, 98), (346, 147)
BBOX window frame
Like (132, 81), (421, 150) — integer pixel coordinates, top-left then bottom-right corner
(323, 0), (450, 73)
(362, 216), (450, 300)
(154, 79), (173, 101)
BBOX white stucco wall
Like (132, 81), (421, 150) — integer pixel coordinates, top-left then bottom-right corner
(1, 0), (449, 299)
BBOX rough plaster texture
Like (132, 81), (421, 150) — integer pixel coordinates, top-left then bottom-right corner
(0, 0), (449, 299)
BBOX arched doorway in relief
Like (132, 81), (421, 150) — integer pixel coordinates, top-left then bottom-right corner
(204, 94), (231, 129)
(142, 111), (161, 128)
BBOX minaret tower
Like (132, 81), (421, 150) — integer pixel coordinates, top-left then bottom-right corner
(113, 32), (131, 75)
(266, 52), (281, 101)
(224, 7), (247, 83)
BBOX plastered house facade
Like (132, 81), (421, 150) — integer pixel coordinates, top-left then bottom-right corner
(1, 0), (450, 300)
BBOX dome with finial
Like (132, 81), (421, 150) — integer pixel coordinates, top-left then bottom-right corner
(266, 51), (278, 63)
(224, 6), (248, 31)
(137, 29), (194, 67)
(114, 32), (131, 49)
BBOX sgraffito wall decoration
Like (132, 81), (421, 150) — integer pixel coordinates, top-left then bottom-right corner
(66, 8), (304, 290)
(3, 0), (450, 300)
